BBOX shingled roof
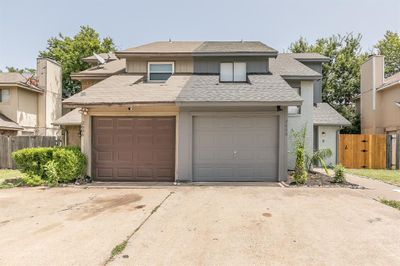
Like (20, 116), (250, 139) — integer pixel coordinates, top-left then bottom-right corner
(313, 103), (351, 126)
(53, 108), (82, 126)
(116, 41), (278, 57)
(269, 54), (322, 80)
(0, 73), (42, 92)
(0, 113), (22, 130)
(71, 59), (126, 80)
(63, 74), (190, 107)
(176, 74), (302, 105)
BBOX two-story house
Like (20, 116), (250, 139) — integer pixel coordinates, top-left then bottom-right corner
(0, 58), (62, 136)
(360, 55), (400, 135)
(61, 41), (349, 182)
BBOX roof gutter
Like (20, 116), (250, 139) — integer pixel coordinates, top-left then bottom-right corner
(176, 101), (303, 107)
(377, 80), (400, 92)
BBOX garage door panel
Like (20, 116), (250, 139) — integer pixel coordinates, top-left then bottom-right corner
(96, 151), (113, 161)
(193, 115), (279, 182)
(94, 118), (114, 128)
(92, 117), (175, 181)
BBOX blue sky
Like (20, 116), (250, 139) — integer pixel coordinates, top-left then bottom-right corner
(0, 0), (399, 70)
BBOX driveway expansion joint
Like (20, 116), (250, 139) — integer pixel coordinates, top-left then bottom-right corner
(104, 191), (174, 265)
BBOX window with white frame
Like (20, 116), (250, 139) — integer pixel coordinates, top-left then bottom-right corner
(147, 62), (174, 82)
(220, 62), (247, 82)
(0, 89), (10, 103)
(288, 87), (301, 115)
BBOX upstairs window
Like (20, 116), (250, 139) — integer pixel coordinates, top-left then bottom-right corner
(147, 62), (174, 82)
(220, 62), (246, 82)
(288, 87), (301, 115)
(0, 89), (10, 103)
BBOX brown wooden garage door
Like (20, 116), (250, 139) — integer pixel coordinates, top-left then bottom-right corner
(92, 117), (175, 181)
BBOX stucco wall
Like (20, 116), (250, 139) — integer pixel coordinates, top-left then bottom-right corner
(287, 80), (314, 170)
(65, 125), (81, 147)
(17, 88), (38, 130)
(378, 84), (400, 132)
(80, 80), (99, 90)
(37, 58), (62, 136)
(317, 125), (340, 166)
(360, 56), (385, 134)
(0, 86), (18, 122)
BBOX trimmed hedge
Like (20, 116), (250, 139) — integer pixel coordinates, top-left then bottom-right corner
(12, 146), (86, 185)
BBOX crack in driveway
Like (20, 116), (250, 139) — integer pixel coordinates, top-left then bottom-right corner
(104, 191), (175, 265)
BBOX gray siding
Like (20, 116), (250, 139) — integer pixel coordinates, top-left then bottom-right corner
(301, 62), (323, 103)
(194, 56), (269, 74)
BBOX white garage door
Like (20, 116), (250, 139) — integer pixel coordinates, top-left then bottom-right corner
(193, 115), (279, 181)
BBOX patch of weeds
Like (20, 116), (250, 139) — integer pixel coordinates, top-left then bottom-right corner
(111, 240), (128, 258)
(379, 198), (400, 211)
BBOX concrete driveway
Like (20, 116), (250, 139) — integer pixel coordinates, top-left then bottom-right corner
(1, 186), (400, 266)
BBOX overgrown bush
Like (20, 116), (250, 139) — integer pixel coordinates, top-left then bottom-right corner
(21, 173), (44, 186)
(12, 146), (86, 186)
(291, 126), (308, 185)
(334, 164), (346, 183)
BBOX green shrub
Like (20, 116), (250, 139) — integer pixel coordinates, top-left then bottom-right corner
(334, 164), (346, 183)
(22, 173), (44, 186)
(12, 146), (86, 186)
(291, 126), (308, 185)
(12, 147), (54, 179)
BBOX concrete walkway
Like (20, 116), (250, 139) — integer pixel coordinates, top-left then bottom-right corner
(315, 168), (400, 201)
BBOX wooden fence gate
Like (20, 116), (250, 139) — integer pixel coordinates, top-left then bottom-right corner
(338, 134), (388, 169)
(0, 136), (62, 169)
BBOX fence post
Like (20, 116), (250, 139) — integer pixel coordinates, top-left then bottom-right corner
(397, 134), (400, 170)
(386, 135), (392, 169)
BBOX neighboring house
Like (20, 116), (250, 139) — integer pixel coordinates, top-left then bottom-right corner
(0, 58), (62, 136)
(61, 41), (349, 182)
(360, 55), (400, 135)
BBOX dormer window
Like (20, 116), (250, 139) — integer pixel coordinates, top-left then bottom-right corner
(220, 62), (246, 82)
(148, 62), (174, 82)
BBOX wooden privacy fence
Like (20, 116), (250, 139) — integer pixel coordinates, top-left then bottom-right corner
(339, 134), (400, 169)
(0, 136), (62, 169)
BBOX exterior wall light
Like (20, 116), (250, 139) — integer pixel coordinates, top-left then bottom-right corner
(79, 107), (89, 116)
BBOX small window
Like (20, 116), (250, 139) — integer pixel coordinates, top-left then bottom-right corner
(288, 87), (301, 115)
(147, 62), (174, 82)
(220, 62), (246, 82)
(0, 89), (10, 103)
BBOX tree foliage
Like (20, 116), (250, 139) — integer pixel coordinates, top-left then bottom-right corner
(375, 31), (400, 77)
(289, 33), (367, 133)
(39, 25), (116, 97)
(5, 66), (36, 74)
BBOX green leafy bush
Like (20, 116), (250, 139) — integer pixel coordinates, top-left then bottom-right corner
(291, 126), (308, 185)
(12, 146), (86, 186)
(334, 164), (346, 183)
(21, 173), (44, 186)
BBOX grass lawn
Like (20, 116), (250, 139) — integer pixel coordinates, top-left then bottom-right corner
(379, 198), (400, 211)
(346, 169), (400, 186)
(0, 169), (23, 183)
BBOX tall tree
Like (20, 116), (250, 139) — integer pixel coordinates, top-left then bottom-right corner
(375, 31), (400, 77)
(5, 66), (36, 74)
(39, 25), (116, 97)
(289, 33), (367, 133)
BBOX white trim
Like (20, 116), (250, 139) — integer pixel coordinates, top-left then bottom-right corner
(372, 56), (376, 110)
(147, 61), (175, 82)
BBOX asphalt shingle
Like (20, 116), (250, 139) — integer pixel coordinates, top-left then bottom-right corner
(269, 54), (322, 79)
(176, 74), (302, 104)
(313, 103), (351, 126)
